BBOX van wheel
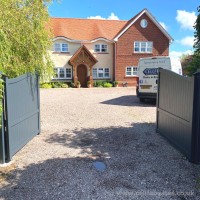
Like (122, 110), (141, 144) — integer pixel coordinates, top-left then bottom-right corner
(140, 98), (145, 102)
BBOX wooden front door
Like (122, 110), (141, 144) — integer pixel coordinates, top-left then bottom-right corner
(77, 64), (87, 87)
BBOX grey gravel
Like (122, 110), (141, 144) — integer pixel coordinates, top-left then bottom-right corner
(0, 87), (200, 200)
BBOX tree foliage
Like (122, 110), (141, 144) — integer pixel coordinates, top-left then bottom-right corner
(187, 54), (200, 76)
(186, 6), (200, 76)
(0, 0), (54, 81)
(194, 6), (200, 54)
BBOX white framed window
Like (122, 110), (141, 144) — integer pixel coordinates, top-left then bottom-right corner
(134, 41), (153, 53)
(54, 43), (61, 52)
(92, 68), (110, 78)
(62, 44), (68, 52)
(126, 67), (138, 76)
(66, 68), (72, 78)
(59, 68), (65, 78)
(54, 43), (69, 52)
(53, 67), (72, 79)
(94, 44), (100, 53)
(92, 68), (97, 78)
(94, 44), (108, 53)
(140, 19), (148, 28)
(98, 68), (104, 78)
(104, 68), (110, 78)
(101, 45), (107, 52)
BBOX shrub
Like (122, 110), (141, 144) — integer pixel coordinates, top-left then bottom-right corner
(61, 83), (68, 88)
(69, 82), (75, 88)
(51, 82), (68, 88)
(40, 83), (52, 89)
(113, 81), (118, 87)
(93, 80), (107, 87)
(103, 82), (113, 88)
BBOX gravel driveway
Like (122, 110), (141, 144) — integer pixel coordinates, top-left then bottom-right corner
(0, 87), (200, 200)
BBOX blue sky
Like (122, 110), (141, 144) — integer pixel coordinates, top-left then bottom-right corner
(48, 0), (200, 58)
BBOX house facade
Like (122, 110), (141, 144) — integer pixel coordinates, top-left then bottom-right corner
(50, 9), (173, 87)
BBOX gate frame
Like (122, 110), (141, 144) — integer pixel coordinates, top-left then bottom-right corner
(0, 73), (40, 164)
(156, 69), (200, 164)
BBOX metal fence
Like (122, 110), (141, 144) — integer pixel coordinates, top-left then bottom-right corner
(0, 73), (40, 164)
(156, 69), (200, 163)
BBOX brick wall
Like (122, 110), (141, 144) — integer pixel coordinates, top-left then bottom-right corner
(115, 13), (170, 86)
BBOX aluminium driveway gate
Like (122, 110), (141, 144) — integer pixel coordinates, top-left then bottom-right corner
(156, 69), (200, 163)
(0, 73), (40, 164)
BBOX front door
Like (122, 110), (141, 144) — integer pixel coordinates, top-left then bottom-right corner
(77, 64), (87, 87)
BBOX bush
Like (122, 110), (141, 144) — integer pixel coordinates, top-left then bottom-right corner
(51, 82), (68, 88)
(69, 82), (75, 88)
(93, 80), (107, 87)
(113, 81), (118, 87)
(103, 82), (113, 88)
(40, 83), (52, 89)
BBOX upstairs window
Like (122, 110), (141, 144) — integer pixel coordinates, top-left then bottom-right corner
(94, 44), (100, 53)
(54, 43), (61, 52)
(126, 67), (138, 76)
(94, 44), (108, 53)
(134, 41), (152, 53)
(54, 43), (69, 52)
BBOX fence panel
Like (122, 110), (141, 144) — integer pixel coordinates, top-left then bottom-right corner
(157, 69), (194, 160)
(4, 73), (40, 161)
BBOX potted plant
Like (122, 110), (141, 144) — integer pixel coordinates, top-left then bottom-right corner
(87, 81), (92, 88)
(113, 81), (119, 87)
(77, 81), (81, 88)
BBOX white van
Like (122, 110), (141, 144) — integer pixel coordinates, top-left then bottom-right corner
(136, 56), (182, 101)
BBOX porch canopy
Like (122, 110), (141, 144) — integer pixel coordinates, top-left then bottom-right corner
(69, 45), (98, 84)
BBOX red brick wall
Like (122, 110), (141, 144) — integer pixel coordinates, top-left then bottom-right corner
(115, 13), (170, 86)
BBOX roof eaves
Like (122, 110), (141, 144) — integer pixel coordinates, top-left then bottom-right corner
(113, 9), (173, 42)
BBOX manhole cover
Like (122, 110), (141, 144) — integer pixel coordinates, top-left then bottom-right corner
(93, 161), (106, 171)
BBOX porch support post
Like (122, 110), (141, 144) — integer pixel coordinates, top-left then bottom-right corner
(73, 64), (78, 84)
(88, 65), (93, 86)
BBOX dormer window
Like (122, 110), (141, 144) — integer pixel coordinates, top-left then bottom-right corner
(54, 43), (69, 52)
(94, 44), (107, 53)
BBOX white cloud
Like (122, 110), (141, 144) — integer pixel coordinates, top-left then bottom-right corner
(176, 10), (196, 30)
(87, 15), (106, 20)
(169, 50), (193, 59)
(159, 22), (168, 30)
(88, 12), (119, 20)
(108, 13), (119, 20)
(178, 36), (194, 47)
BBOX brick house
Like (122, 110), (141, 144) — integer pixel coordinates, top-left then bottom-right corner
(50, 8), (173, 87)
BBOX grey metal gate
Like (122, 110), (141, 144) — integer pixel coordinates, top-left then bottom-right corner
(156, 69), (200, 163)
(0, 73), (40, 163)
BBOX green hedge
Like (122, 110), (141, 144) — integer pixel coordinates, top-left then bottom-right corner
(40, 82), (69, 89)
(93, 80), (114, 87)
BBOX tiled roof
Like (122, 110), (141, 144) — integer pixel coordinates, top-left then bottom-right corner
(50, 18), (127, 41)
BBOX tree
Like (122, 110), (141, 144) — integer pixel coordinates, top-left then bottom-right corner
(180, 54), (193, 76)
(186, 6), (200, 76)
(194, 6), (200, 53)
(0, 0), (54, 81)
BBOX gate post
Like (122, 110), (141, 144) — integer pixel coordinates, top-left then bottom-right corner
(191, 72), (200, 163)
(37, 74), (41, 135)
(0, 74), (6, 164)
(0, 111), (5, 164)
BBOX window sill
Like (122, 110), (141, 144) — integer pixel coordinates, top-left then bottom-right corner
(133, 52), (152, 54)
(125, 76), (138, 78)
(93, 77), (111, 79)
(52, 52), (70, 54)
(93, 52), (109, 54)
(52, 78), (72, 80)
